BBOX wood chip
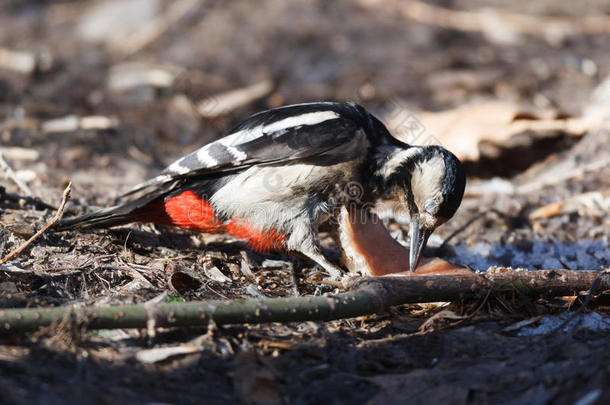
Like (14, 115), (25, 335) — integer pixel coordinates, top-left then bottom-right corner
(0, 149), (33, 196)
(42, 115), (118, 133)
(0, 48), (36, 74)
(107, 62), (177, 91)
(529, 190), (610, 220)
(203, 262), (232, 283)
(0, 147), (39, 161)
(197, 80), (273, 118)
(135, 345), (202, 364)
(111, 0), (200, 58)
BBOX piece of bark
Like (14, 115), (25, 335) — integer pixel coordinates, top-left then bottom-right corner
(337, 206), (469, 276)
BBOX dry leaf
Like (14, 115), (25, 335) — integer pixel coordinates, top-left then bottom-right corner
(203, 262), (232, 284)
(388, 101), (590, 161)
(170, 271), (203, 293)
(339, 206), (468, 276)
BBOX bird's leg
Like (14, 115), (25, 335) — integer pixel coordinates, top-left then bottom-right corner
(286, 221), (344, 280)
(299, 248), (344, 280)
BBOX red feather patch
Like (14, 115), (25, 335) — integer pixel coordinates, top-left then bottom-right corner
(138, 190), (286, 253)
(225, 218), (285, 253)
(164, 191), (224, 233)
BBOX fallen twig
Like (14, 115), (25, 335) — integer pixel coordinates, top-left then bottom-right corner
(0, 268), (605, 334)
(0, 263), (82, 277)
(197, 80), (274, 118)
(0, 183), (71, 265)
(0, 149), (33, 197)
(545, 269), (610, 335)
(41, 115), (118, 134)
(438, 208), (509, 251)
(112, 0), (200, 58)
(516, 157), (610, 195)
(376, 0), (610, 38)
(0, 147), (39, 161)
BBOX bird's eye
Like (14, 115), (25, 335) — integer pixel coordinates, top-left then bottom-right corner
(424, 200), (439, 214)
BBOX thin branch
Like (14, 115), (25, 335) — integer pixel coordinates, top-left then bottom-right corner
(0, 269), (605, 335)
(438, 208), (509, 251)
(546, 269), (610, 335)
(516, 157), (610, 195)
(0, 263), (82, 277)
(112, 0), (200, 58)
(0, 182), (71, 265)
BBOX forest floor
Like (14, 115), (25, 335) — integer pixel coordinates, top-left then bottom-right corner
(1, 1), (610, 404)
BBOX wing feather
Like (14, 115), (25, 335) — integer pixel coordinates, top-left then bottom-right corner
(122, 102), (373, 198)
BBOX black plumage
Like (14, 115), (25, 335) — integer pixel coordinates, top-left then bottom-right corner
(57, 101), (466, 277)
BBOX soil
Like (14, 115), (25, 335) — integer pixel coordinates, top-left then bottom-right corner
(1, 1), (609, 404)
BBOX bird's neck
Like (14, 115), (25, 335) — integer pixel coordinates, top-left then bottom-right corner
(367, 144), (424, 198)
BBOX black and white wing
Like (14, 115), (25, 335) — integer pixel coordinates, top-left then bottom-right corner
(123, 102), (387, 197)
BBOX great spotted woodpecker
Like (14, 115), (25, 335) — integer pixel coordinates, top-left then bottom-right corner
(57, 102), (466, 277)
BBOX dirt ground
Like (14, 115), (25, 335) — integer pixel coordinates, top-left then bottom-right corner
(1, 1), (610, 404)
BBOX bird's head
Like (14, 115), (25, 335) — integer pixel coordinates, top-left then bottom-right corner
(375, 145), (466, 271)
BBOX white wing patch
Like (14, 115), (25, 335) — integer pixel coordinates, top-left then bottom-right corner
(166, 159), (191, 174)
(219, 139), (248, 161)
(196, 147), (219, 166)
(124, 105), (359, 198)
(263, 111), (340, 133)
(220, 127), (262, 145)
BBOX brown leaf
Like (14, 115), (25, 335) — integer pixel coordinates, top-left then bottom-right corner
(387, 101), (589, 161)
(170, 271), (202, 294)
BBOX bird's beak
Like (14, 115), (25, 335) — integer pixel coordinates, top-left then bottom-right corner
(409, 215), (432, 272)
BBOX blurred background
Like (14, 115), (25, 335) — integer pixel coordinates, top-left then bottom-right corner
(1, 0), (609, 264)
(2, 0), (610, 194)
(2, 3), (610, 402)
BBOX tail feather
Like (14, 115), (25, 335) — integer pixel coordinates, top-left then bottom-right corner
(55, 192), (173, 232)
(55, 205), (138, 231)
(54, 175), (187, 232)
(120, 174), (174, 199)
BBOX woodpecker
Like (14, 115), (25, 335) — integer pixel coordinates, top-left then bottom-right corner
(57, 102), (466, 277)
